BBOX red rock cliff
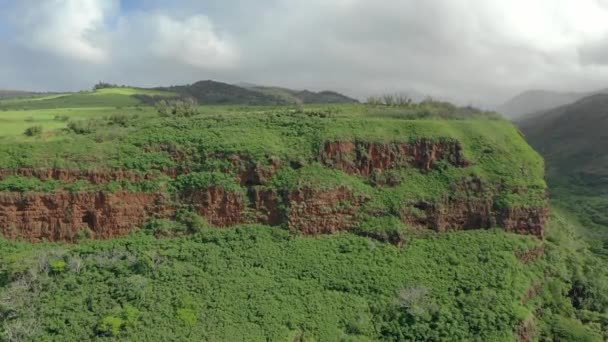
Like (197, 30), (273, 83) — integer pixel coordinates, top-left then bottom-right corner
(0, 191), (170, 242)
(320, 139), (469, 175)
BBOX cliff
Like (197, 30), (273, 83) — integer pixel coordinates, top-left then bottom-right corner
(0, 106), (549, 242)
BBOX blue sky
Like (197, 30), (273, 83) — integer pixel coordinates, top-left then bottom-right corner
(2, 0), (608, 106)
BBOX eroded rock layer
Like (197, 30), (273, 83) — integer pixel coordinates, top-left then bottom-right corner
(0, 191), (170, 242)
(320, 139), (469, 175)
(0, 138), (549, 242)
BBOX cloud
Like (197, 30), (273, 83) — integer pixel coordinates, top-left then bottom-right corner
(232, 0), (608, 105)
(13, 0), (118, 63)
(114, 13), (238, 70)
(3, 0), (608, 106)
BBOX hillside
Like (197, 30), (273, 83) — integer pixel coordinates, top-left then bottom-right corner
(0, 100), (605, 341)
(498, 88), (608, 118)
(518, 94), (608, 247)
(247, 86), (358, 104)
(159, 80), (358, 105)
(0, 90), (41, 99)
(0, 87), (176, 111)
(0, 81), (357, 110)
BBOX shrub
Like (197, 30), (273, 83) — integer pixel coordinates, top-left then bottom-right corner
(177, 308), (197, 326)
(49, 259), (66, 274)
(23, 126), (42, 137)
(175, 210), (208, 234)
(121, 305), (140, 327)
(54, 115), (70, 122)
(156, 98), (199, 117)
(67, 120), (97, 134)
(354, 216), (407, 246)
(108, 113), (131, 127)
(174, 172), (242, 194)
(98, 316), (124, 337)
(367, 94), (412, 107)
(144, 211), (208, 237)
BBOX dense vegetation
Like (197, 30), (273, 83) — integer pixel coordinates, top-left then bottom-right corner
(1, 211), (606, 341)
(0, 87), (606, 340)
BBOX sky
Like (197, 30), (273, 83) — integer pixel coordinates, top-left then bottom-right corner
(2, 0), (608, 107)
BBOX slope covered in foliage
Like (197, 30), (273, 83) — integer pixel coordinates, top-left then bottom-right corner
(518, 94), (608, 248)
(0, 97), (603, 341)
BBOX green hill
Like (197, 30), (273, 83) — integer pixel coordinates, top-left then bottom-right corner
(0, 100), (606, 341)
(0, 87), (176, 110)
(0, 90), (41, 99)
(518, 94), (608, 248)
(248, 86), (358, 104)
(0, 82), (358, 110)
(158, 80), (358, 105)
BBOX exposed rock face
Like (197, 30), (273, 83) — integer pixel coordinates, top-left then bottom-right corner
(400, 199), (547, 238)
(287, 186), (368, 234)
(0, 191), (171, 242)
(401, 199), (495, 231)
(400, 177), (547, 238)
(517, 318), (537, 342)
(0, 144), (549, 242)
(320, 139), (469, 175)
(237, 157), (283, 186)
(248, 187), (283, 225)
(516, 245), (545, 264)
(183, 186), (246, 226)
(499, 207), (548, 238)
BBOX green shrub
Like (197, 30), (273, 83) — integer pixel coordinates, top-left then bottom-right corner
(108, 113), (131, 127)
(156, 98), (199, 117)
(54, 115), (70, 121)
(175, 210), (208, 234)
(49, 259), (67, 274)
(23, 125), (42, 137)
(98, 316), (124, 337)
(354, 216), (407, 245)
(67, 120), (98, 134)
(121, 305), (140, 327)
(174, 172), (242, 194)
(143, 218), (184, 236)
(177, 308), (197, 326)
(144, 211), (208, 236)
(0, 176), (60, 192)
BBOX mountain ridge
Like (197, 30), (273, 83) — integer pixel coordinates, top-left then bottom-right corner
(498, 88), (608, 119)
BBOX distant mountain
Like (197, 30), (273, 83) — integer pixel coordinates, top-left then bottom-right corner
(157, 80), (358, 105)
(518, 93), (608, 236)
(519, 93), (608, 177)
(498, 89), (608, 118)
(248, 86), (358, 104)
(159, 80), (285, 105)
(0, 90), (39, 99)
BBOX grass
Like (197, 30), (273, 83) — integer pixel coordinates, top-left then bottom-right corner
(92, 87), (177, 97)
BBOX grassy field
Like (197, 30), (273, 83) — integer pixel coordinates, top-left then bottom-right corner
(0, 87), (175, 111)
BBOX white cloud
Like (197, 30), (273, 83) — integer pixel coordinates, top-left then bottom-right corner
(15, 0), (118, 63)
(11, 1), (238, 70)
(4, 0), (608, 104)
(149, 14), (238, 69)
